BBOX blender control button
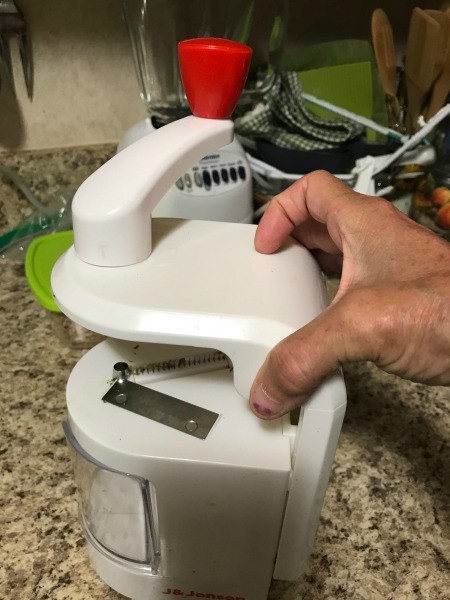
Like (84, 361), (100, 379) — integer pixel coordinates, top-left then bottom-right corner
(238, 166), (247, 180)
(175, 177), (184, 190)
(202, 170), (211, 189)
(212, 169), (220, 185)
(221, 168), (229, 183)
(184, 174), (192, 188)
(230, 167), (237, 182)
(194, 172), (203, 187)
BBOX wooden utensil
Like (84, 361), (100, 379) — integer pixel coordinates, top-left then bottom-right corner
(371, 9), (396, 95)
(404, 7), (441, 132)
(424, 10), (450, 86)
(425, 9), (450, 120)
(371, 8), (402, 129)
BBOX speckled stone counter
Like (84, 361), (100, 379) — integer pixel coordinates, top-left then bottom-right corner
(0, 148), (449, 600)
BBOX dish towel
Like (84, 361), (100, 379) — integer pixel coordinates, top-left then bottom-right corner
(235, 72), (365, 151)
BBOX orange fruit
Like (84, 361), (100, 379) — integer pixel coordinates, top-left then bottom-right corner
(432, 186), (450, 207)
(436, 203), (450, 229)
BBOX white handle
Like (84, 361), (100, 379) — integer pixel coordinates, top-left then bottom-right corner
(72, 116), (233, 267)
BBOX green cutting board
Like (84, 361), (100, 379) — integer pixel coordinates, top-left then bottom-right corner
(298, 61), (375, 140)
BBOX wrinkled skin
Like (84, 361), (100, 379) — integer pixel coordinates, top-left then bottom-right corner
(250, 171), (450, 419)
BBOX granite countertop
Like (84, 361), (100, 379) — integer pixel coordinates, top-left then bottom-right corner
(0, 147), (449, 600)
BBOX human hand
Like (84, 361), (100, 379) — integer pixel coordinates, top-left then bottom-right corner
(250, 170), (450, 419)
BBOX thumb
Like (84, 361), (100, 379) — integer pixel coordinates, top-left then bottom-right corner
(249, 293), (374, 419)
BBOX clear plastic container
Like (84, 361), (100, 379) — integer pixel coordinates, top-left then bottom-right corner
(63, 421), (160, 570)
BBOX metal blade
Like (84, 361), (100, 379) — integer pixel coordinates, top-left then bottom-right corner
(103, 378), (220, 440)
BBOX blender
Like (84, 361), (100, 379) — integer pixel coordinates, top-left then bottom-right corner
(53, 38), (346, 600)
(119, 0), (288, 223)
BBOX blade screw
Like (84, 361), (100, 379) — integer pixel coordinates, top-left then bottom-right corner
(185, 420), (198, 432)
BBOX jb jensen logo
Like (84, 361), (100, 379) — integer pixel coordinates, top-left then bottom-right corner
(162, 590), (245, 599)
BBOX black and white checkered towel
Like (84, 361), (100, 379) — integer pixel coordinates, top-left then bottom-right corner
(235, 72), (364, 151)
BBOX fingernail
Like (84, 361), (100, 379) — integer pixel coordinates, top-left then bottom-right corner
(251, 382), (282, 417)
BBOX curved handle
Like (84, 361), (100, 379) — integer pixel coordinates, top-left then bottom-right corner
(72, 116), (233, 266)
(72, 38), (252, 267)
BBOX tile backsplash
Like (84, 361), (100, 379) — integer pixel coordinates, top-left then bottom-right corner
(0, 0), (443, 152)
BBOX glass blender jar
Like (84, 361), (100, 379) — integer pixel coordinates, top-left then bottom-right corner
(119, 0), (288, 223)
(122, 0), (288, 126)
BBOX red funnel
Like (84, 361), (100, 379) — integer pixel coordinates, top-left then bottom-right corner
(178, 38), (252, 120)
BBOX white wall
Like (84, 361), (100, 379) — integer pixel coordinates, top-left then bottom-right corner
(0, 0), (145, 151)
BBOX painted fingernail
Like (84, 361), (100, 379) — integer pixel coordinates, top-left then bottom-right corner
(251, 382), (281, 417)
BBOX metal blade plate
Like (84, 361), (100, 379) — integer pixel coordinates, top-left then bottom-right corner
(102, 379), (219, 440)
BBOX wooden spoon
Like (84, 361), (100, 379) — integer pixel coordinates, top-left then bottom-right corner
(404, 7), (440, 132)
(371, 8), (401, 128)
(425, 9), (450, 119)
(371, 8), (397, 95)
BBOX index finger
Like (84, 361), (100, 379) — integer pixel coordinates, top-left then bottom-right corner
(254, 170), (360, 254)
